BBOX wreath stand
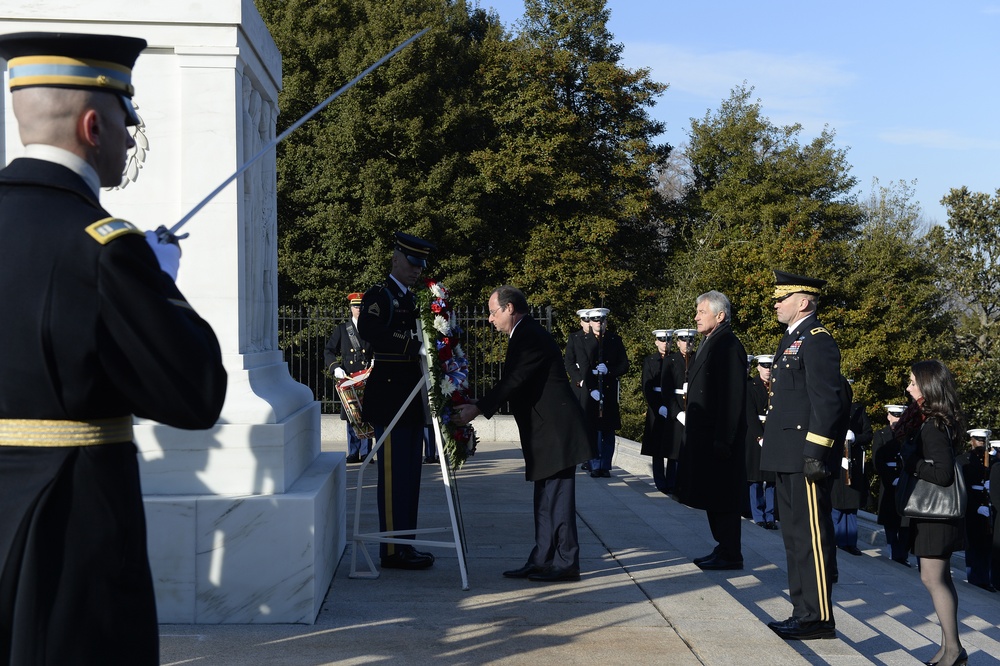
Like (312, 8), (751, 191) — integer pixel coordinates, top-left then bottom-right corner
(348, 325), (470, 590)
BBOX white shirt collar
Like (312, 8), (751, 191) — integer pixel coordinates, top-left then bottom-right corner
(388, 273), (408, 294)
(787, 316), (809, 335)
(509, 316), (524, 338)
(23, 144), (101, 199)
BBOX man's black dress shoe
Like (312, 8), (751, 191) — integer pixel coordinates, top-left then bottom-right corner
(767, 617), (796, 631)
(696, 555), (744, 571)
(580, 462), (591, 471)
(380, 550), (434, 570)
(971, 581), (997, 592)
(840, 545), (863, 556)
(693, 550), (719, 565)
(764, 521), (779, 530)
(345, 453), (361, 464)
(527, 566), (581, 582)
(772, 619), (836, 640)
(891, 557), (912, 568)
(503, 563), (544, 578)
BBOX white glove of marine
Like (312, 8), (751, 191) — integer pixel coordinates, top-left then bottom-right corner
(676, 411), (686, 426)
(845, 429), (856, 443)
(841, 457), (850, 470)
(985, 480), (990, 491)
(978, 505), (991, 518)
(144, 230), (181, 280)
(758, 438), (764, 447)
(590, 390), (601, 402)
(657, 405), (668, 418)
(592, 362), (609, 375)
(892, 477), (899, 487)
(333, 367), (347, 380)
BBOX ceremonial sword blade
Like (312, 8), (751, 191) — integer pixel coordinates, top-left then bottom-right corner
(166, 27), (430, 237)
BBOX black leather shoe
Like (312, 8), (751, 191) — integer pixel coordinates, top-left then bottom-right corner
(503, 563), (544, 578)
(696, 555), (744, 571)
(891, 557), (912, 568)
(527, 566), (581, 582)
(840, 545), (863, 556)
(345, 453), (361, 464)
(380, 550), (434, 570)
(773, 619), (836, 640)
(412, 549), (435, 562)
(590, 469), (603, 478)
(767, 616), (797, 631)
(764, 521), (779, 530)
(971, 581), (997, 592)
(693, 550), (719, 565)
(580, 462), (591, 471)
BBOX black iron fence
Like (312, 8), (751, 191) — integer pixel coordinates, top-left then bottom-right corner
(278, 304), (554, 415)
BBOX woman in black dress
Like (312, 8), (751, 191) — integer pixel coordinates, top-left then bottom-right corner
(899, 360), (967, 666)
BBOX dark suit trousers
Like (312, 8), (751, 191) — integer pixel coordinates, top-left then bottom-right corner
(776, 472), (836, 624)
(528, 466), (579, 570)
(374, 425), (423, 558)
(707, 510), (743, 561)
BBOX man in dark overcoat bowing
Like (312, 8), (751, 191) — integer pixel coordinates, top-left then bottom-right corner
(760, 270), (850, 641)
(454, 286), (595, 582)
(677, 291), (748, 570)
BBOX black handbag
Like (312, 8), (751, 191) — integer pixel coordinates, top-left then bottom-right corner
(895, 444), (966, 520)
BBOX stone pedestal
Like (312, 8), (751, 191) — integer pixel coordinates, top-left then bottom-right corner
(1, 0), (344, 624)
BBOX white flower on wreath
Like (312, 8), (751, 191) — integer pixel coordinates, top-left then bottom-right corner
(453, 344), (466, 359)
(439, 376), (457, 396)
(433, 315), (450, 335)
(430, 283), (446, 299)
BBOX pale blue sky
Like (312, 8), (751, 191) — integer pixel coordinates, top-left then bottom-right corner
(480, 0), (1000, 224)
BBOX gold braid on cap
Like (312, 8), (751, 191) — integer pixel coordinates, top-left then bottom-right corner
(773, 284), (822, 299)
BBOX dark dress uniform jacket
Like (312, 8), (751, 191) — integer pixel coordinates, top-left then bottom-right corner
(873, 427), (904, 528)
(761, 313), (849, 474)
(324, 319), (372, 421)
(831, 403), (873, 511)
(0, 158), (227, 665)
(745, 376), (774, 483)
(358, 279), (424, 427)
(477, 316), (595, 481)
(991, 462), (1000, 554)
(664, 351), (689, 459)
(564, 328), (629, 431)
(640, 352), (671, 457)
(676, 321), (748, 511)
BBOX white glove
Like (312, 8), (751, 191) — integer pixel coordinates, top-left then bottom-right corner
(841, 458), (850, 470)
(978, 506), (991, 518)
(144, 230), (181, 280)
(892, 477), (899, 487)
(676, 411), (686, 426)
(590, 390), (601, 401)
(681, 382), (688, 395)
(333, 367), (347, 380)
(657, 405), (668, 418)
(758, 438), (764, 448)
(592, 363), (609, 375)
(985, 480), (990, 491)
(845, 429), (855, 443)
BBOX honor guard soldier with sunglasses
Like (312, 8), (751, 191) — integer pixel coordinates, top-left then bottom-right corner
(761, 270), (850, 641)
(0, 32), (227, 664)
(640, 329), (675, 493)
(358, 232), (437, 570)
(747, 355), (778, 529)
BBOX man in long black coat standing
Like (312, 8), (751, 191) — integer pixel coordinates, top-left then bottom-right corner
(677, 291), (748, 571)
(761, 270), (850, 642)
(454, 286), (595, 583)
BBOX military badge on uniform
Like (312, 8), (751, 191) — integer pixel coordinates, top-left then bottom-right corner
(368, 302), (380, 316)
(810, 327), (830, 336)
(85, 218), (142, 245)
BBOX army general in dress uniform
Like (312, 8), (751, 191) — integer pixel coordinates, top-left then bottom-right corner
(358, 232), (437, 570)
(0, 32), (227, 665)
(761, 271), (850, 642)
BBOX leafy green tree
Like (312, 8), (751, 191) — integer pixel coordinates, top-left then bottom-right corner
(839, 179), (952, 414)
(471, 0), (671, 332)
(927, 187), (1000, 428)
(257, 0), (506, 305)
